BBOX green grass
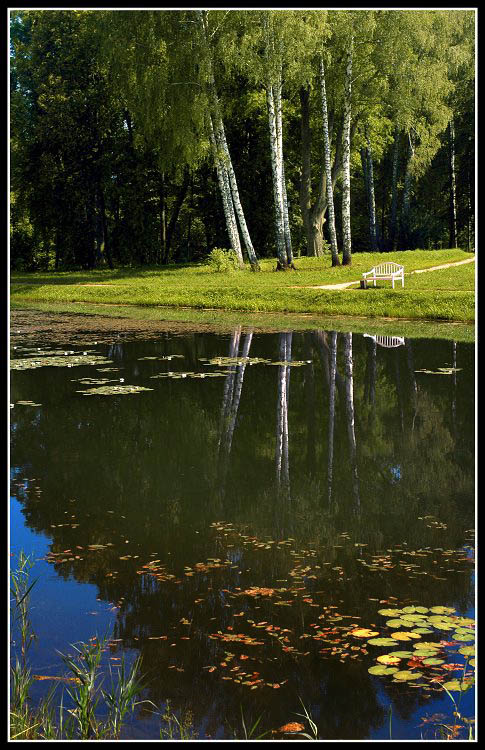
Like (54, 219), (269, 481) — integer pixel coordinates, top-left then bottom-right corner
(10, 250), (475, 325)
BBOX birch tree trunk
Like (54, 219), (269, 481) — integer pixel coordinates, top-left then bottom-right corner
(319, 56), (340, 266)
(274, 71), (294, 266)
(389, 128), (400, 251)
(341, 37), (354, 266)
(365, 130), (378, 252)
(266, 81), (288, 268)
(198, 10), (255, 269)
(209, 116), (243, 265)
(216, 120), (260, 270)
(400, 130), (415, 250)
(449, 117), (458, 248)
(298, 85), (326, 259)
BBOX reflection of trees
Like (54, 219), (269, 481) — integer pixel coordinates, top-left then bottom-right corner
(343, 333), (360, 512)
(217, 327), (253, 497)
(10, 330), (475, 739)
(275, 332), (292, 498)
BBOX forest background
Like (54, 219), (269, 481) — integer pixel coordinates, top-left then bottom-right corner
(9, 9), (475, 273)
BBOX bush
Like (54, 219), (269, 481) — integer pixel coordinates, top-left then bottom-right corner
(206, 248), (241, 273)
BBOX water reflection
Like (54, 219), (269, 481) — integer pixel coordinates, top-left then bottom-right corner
(10, 323), (475, 740)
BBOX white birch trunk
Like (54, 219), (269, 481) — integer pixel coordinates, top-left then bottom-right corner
(365, 131), (378, 252)
(449, 118), (458, 248)
(401, 130), (415, 249)
(390, 128), (400, 251)
(341, 37), (354, 265)
(209, 117), (243, 265)
(266, 82), (287, 267)
(217, 121), (260, 269)
(274, 70), (293, 265)
(319, 56), (339, 266)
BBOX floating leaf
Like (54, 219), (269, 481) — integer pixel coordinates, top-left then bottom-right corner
(368, 665), (399, 675)
(458, 646), (474, 657)
(350, 628), (379, 638)
(412, 628), (434, 634)
(452, 632), (475, 642)
(429, 606), (455, 615)
(388, 651), (413, 658)
(390, 631), (421, 641)
(377, 654), (401, 665)
(367, 638), (399, 646)
(442, 680), (472, 692)
(422, 657), (445, 666)
(386, 619), (408, 628)
(378, 609), (402, 617)
(277, 722), (305, 734)
(393, 670), (423, 681)
(413, 642), (441, 650)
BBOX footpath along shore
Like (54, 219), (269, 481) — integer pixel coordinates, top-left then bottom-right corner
(293, 256), (476, 290)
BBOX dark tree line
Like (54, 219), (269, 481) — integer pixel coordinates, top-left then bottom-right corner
(10, 10), (475, 271)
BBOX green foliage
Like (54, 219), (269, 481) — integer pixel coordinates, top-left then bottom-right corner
(206, 247), (241, 273)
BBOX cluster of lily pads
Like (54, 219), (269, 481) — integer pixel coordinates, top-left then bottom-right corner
(360, 605), (475, 690)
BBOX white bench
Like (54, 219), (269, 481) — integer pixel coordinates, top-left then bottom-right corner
(362, 262), (404, 289)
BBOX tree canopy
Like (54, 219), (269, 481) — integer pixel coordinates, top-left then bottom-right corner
(10, 9), (475, 271)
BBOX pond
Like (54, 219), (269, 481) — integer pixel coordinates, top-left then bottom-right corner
(10, 311), (475, 741)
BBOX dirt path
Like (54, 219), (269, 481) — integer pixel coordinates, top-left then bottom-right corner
(295, 256), (475, 290)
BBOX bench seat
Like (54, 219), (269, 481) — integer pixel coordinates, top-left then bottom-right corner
(362, 262), (404, 289)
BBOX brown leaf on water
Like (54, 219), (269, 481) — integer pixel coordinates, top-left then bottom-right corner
(276, 722), (305, 733)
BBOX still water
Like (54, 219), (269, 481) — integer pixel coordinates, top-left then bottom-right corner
(10, 312), (475, 740)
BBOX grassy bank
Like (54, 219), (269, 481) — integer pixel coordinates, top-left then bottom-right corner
(11, 250), (475, 324)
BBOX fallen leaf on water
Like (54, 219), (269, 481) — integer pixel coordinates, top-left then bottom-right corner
(276, 723), (305, 734)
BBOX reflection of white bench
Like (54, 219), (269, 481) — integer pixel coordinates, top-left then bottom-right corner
(363, 334), (405, 348)
(362, 262), (404, 289)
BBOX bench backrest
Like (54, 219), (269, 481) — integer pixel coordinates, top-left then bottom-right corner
(373, 262), (403, 274)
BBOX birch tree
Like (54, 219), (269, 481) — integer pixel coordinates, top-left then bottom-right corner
(319, 56), (340, 265)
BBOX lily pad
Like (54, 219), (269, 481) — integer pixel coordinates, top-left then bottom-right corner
(412, 628), (434, 634)
(393, 670), (423, 681)
(367, 638), (399, 646)
(386, 619), (408, 628)
(378, 609), (402, 617)
(421, 657), (445, 666)
(411, 649), (441, 658)
(390, 631), (421, 641)
(376, 654), (401, 665)
(368, 665), (399, 675)
(413, 642), (441, 650)
(388, 651), (413, 658)
(400, 614), (427, 623)
(458, 646), (474, 657)
(442, 680), (472, 692)
(452, 632), (475, 642)
(429, 606), (455, 615)
(350, 628), (380, 638)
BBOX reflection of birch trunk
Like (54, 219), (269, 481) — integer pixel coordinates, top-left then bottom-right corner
(452, 341), (457, 437)
(225, 332), (253, 456)
(405, 339), (418, 432)
(217, 327), (254, 495)
(304, 334), (316, 475)
(395, 350), (404, 434)
(276, 332), (292, 495)
(343, 333), (360, 510)
(218, 326), (242, 456)
(328, 331), (337, 505)
(364, 336), (377, 433)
